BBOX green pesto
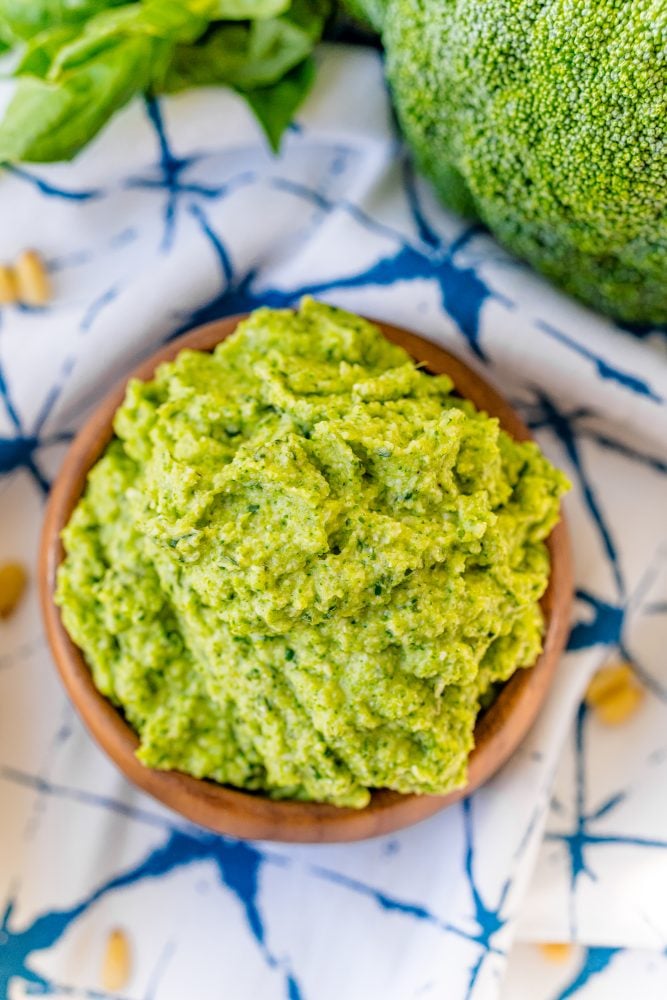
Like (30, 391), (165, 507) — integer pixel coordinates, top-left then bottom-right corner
(56, 298), (568, 807)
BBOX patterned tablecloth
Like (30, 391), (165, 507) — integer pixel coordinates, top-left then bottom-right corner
(1, 46), (666, 1000)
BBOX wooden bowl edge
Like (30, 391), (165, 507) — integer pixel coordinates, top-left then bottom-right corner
(39, 313), (573, 843)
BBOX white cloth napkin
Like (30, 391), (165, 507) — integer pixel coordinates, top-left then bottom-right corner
(1, 46), (666, 1000)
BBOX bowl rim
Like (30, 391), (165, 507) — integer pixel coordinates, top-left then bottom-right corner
(39, 313), (573, 843)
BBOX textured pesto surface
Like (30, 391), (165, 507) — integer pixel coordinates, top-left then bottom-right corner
(56, 299), (568, 807)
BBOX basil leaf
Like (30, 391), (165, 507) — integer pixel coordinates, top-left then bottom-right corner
(163, 22), (308, 91)
(15, 25), (82, 77)
(208, 0), (291, 18)
(241, 55), (314, 152)
(0, 33), (169, 162)
(0, 0), (328, 162)
(51, 0), (209, 74)
(0, 0), (124, 43)
(164, 0), (328, 91)
(0, 0), (213, 161)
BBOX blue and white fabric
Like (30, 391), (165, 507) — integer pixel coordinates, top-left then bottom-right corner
(1, 46), (666, 1000)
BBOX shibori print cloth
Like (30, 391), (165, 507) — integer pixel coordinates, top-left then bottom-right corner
(1, 45), (666, 1000)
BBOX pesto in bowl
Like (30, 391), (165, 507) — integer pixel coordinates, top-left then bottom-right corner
(56, 298), (568, 808)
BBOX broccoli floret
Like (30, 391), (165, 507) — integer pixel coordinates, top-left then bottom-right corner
(360, 0), (667, 325)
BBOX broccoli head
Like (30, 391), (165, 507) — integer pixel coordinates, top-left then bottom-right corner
(359, 0), (667, 325)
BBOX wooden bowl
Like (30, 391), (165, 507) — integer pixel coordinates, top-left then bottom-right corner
(40, 315), (572, 843)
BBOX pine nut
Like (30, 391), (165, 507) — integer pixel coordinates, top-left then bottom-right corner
(0, 562), (28, 618)
(539, 942), (573, 963)
(585, 662), (644, 726)
(101, 928), (132, 991)
(0, 265), (17, 305)
(594, 683), (644, 725)
(15, 249), (52, 307)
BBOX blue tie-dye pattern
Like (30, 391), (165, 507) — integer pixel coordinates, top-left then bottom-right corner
(49, 247), (95, 272)
(171, 168), (499, 359)
(568, 591), (624, 651)
(521, 391), (667, 716)
(309, 799), (511, 985)
(400, 157), (445, 249)
(136, 102), (666, 397)
(125, 99), (256, 253)
(190, 226), (497, 359)
(577, 429), (667, 475)
(80, 286), (121, 333)
(521, 392), (625, 596)
(0, 357), (72, 493)
(1, 897), (120, 998)
(48, 228), (138, 277)
(547, 704), (600, 929)
(0, 766), (507, 1000)
(546, 703), (667, 938)
(568, 544), (667, 702)
(0, 66), (665, 1000)
(4, 165), (104, 202)
(536, 321), (663, 404)
(0, 821), (303, 999)
(307, 798), (511, 1000)
(110, 227), (140, 250)
(309, 865), (479, 941)
(0, 763), (185, 832)
(555, 947), (622, 999)
(188, 203), (234, 285)
(271, 177), (498, 360)
(460, 799), (511, 999)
